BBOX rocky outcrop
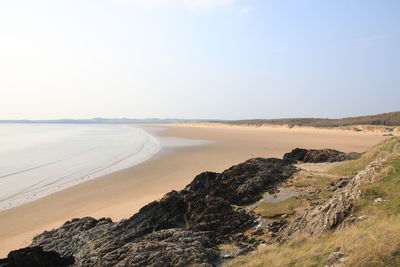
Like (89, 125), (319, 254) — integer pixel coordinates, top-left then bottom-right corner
(4, 157), (296, 267)
(185, 158), (297, 205)
(277, 158), (386, 242)
(1, 149), (377, 266)
(283, 148), (361, 163)
(0, 246), (74, 267)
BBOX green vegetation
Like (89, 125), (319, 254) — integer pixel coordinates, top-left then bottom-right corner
(254, 162), (343, 219)
(357, 160), (400, 217)
(330, 136), (400, 176)
(222, 111), (400, 127)
(255, 198), (302, 218)
(290, 171), (333, 188)
(227, 137), (400, 267)
(287, 169), (338, 202)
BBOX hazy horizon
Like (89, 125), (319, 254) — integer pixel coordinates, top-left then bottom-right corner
(1, 0), (399, 120)
(0, 110), (399, 122)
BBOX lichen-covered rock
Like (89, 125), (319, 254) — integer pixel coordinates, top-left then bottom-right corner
(325, 251), (348, 267)
(283, 148), (361, 163)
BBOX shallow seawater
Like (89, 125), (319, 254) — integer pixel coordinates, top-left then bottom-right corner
(0, 124), (163, 211)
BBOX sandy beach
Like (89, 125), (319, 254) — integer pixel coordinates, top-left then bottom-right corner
(0, 124), (387, 257)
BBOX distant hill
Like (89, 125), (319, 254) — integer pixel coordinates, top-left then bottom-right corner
(221, 111), (400, 127)
(2, 112), (400, 127)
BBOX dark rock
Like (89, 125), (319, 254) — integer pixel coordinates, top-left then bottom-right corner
(251, 228), (264, 236)
(267, 220), (287, 233)
(25, 157), (295, 266)
(283, 148), (362, 163)
(0, 246), (74, 267)
(329, 178), (351, 191)
(185, 158), (297, 205)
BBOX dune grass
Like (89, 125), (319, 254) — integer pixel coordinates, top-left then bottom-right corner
(227, 137), (400, 267)
(255, 198), (302, 218)
(226, 215), (400, 267)
(330, 137), (400, 176)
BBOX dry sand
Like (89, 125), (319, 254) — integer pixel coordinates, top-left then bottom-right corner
(0, 124), (387, 257)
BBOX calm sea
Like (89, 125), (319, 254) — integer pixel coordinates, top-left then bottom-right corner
(0, 124), (160, 211)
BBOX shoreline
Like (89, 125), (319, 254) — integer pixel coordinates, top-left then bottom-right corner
(0, 124), (162, 212)
(0, 124), (387, 257)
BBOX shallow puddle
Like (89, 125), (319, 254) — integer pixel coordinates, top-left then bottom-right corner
(262, 190), (303, 203)
(246, 189), (304, 212)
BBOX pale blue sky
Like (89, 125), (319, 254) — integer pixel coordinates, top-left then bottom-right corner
(0, 0), (399, 120)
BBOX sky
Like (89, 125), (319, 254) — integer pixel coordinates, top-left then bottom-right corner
(0, 0), (399, 120)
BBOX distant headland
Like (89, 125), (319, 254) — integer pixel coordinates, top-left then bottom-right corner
(1, 111), (399, 127)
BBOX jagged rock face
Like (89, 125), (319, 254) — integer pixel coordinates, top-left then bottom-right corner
(31, 217), (114, 261)
(283, 148), (361, 163)
(214, 158), (297, 205)
(17, 157), (296, 267)
(277, 158), (386, 242)
(0, 246), (74, 267)
(186, 158), (297, 205)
